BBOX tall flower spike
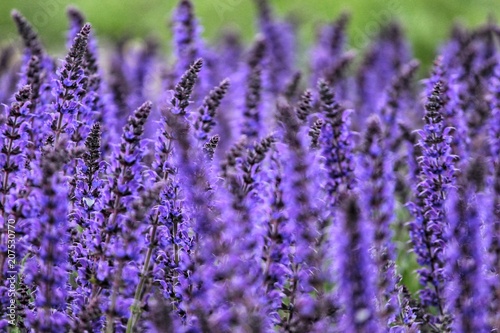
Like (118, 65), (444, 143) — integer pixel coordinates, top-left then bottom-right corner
(260, 152), (289, 326)
(276, 99), (332, 331)
(194, 79), (230, 142)
(170, 58), (203, 115)
(67, 122), (103, 329)
(11, 11), (46, 123)
(11, 10), (44, 58)
(203, 135), (220, 161)
(67, 6), (86, 47)
(24, 147), (71, 333)
(487, 62), (500, 331)
(379, 60), (419, 149)
(356, 22), (410, 123)
(254, 0), (295, 94)
(336, 195), (381, 333)
(172, 0), (200, 76)
(126, 73), (193, 328)
(242, 39), (266, 141)
(164, 112), (226, 330)
(0, 85), (31, 278)
(308, 118), (324, 150)
(310, 13), (350, 88)
(446, 161), (490, 333)
(25, 55), (42, 116)
(295, 89), (314, 122)
(97, 102), (152, 332)
(52, 23), (91, 145)
(318, 79), (355, 206)
(214, 133), (275, 331)
(407, 80), (457, 328)
(358, 115), (399, 325)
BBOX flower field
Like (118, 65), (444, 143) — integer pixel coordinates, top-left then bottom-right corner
(0, 1), (499, 332)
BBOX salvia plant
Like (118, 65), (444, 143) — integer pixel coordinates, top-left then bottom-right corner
(0, 1), (499, 332)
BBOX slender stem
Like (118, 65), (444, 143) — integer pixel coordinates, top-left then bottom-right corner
(54, 111), (65, 146)
(126, 173), (169, 332)
(126, 214), (160, 333)
(106, 261), (125, 333)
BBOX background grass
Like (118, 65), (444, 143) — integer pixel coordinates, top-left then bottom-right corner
(1, 0), (499, 71)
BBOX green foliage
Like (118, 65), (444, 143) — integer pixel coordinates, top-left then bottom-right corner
(0, 0), (498, 69)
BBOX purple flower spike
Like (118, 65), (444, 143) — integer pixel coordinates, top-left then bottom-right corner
(24, 148), (71, 333)
(310, 13), (350, 88)
(378, 60), (419, 148)
(357, 115), (399, 325)
(407, 79), (457, 328)
(194, 79), (230, 142)
(276, 99), (333, 331)
(318, 79), (355, 206)
(11, 10), (44, 59)
(487, 61), (500, 330)
(170, 59), (203, 115)
(66, 6), (86, 47)
(241, 39), (266, 142)
(336, 195), (381, 333)
(172, 0), (200, 77)
(254, 0), (295, 94)
(0, 85), (31, 276)
(52, 23), (91, 146)
(446, 161), (490, 333)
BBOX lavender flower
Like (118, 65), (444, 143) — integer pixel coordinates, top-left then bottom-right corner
(318, 79), (355, 206)
(67, 6), (86, 47)
(68, 122), (104, 329)
(276, 99), (333, 331)
(95, 102), (151, 331)
(378, 60), (419, 148)
(11, 10), (44, 60)
(0, 85), (31, 277)
(295, 89), (314, 122)
(308, 118), (324, 150)
(51, 23), (91, 146)
(356, 22), (410, 122)
(407, 80), (457, 328)
(172, 0), (200, 76)
(241, 39), (266, 141)
(336, 195), (381, 333)
(446, 161), (490, 333)
(170, 58), (203, 115)
(202, 135), (220, 161)
(310, 13), (350, 88)
(487, 61), (500, 331)
(254, 0), (295, 94)
(11, 11), (48, 145)
(24, 147), (71, 333)
(194, 79), (230, 142)
(357, 115), (399, 325)
(2, 3), (500, 332)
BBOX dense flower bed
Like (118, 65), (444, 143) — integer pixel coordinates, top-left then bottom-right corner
(0, 1), (499, 332)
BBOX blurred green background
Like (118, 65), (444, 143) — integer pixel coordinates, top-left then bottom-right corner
(0, 0), (498, 71)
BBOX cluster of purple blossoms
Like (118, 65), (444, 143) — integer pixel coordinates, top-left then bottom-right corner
(0, 1), (499, 333)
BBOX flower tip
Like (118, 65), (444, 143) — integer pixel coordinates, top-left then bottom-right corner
(10, 9), (21, 19)
(179, 0), (193, 8)
(67, 5), (83, 17)
(82, 23), (92, 33)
